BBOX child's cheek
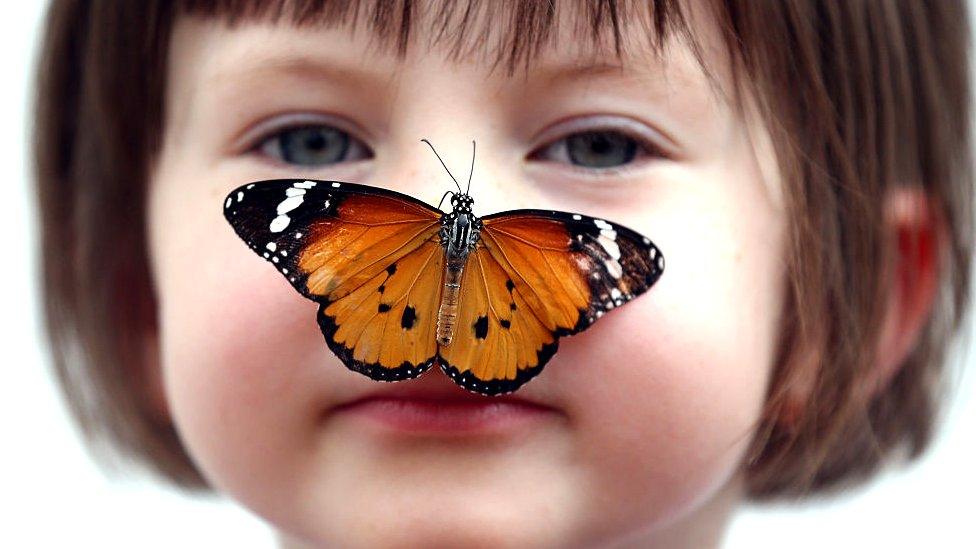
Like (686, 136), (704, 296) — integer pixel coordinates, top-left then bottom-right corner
(154, 240), (317, 498)
(147, 169), (348, 521)
(547, 173), (783, 536)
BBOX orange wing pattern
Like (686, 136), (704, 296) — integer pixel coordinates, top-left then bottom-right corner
(225, 179), (443, 380)
(437, 210), (664, 395)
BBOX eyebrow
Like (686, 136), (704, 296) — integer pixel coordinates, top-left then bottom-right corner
(208, 52), (391, 91)
(535, 61), (630, 86)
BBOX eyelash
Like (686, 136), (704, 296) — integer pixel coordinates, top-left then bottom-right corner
(251, 120), (667, 170)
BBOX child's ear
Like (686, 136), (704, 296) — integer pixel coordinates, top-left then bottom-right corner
(770, 187), (943, 434)
(857, 187), (943, 403)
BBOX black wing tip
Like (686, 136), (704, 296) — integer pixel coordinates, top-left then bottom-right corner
(317, 307), (436, 382)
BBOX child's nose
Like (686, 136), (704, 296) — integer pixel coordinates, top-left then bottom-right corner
(376, 136), (524, 213)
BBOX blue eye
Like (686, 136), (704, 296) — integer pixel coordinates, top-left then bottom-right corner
(565, 131), (638, 168)
(531, 127), (664, 170)
(259, 125), (371, 166)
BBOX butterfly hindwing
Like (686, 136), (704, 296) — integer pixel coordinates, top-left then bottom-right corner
(317, 236), (444, 381)
(438, 210), (664, 395)
(436, 247), (560, 395)
(224, 179), (443, 381)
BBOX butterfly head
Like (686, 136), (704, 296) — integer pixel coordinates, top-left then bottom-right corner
(450, 192), (475, 214)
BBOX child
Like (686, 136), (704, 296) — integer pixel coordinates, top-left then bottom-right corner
(33, 1), (972, 547)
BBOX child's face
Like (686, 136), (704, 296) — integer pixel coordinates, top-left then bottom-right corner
(148, 10), (786, 547)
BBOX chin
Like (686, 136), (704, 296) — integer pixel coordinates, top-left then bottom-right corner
(290, 514), (575, 549)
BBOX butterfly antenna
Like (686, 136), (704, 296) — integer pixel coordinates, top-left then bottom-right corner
(436, 190), (455, 211)
(421, 139), (462, 193)
(466, 140), (475, 195)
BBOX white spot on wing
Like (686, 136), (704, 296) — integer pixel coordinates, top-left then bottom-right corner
(331, 182), (341, 188)
(247, 184), (255, 189)
(277, 195), (304, 215)
(606, 259), (623, 279)
(572, 214), (582, 221)
(270, 215), (290, 233)
(237, 191), (244, 202)
(265, 242), (277, 252)
(593, 219), (620, 260)
(294, 180), (317, 189)
(224, 197), (232, 209)
(598, 233), (621, 261)
(611, 288), (622, 300)
(285, 187), (306, 197)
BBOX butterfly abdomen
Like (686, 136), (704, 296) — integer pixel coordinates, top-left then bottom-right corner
(436, 207), (481, 346)
(436, 259), (464, 346)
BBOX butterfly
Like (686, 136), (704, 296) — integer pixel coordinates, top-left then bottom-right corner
(223, 141), (664, 396)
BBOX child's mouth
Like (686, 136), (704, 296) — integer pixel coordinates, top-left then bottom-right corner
(329, 386), (559, 436)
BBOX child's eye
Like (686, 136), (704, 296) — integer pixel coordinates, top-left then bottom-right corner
(528, 117), (673, 171)
(257, 124), (372, 167)
(535, 131), (639, 168)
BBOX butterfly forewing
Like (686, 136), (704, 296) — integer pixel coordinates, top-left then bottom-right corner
(224, 179), (443, 381)
(437, 210), (664, 395)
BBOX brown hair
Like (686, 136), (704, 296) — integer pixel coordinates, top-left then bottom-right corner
(34, 0), (972, 499)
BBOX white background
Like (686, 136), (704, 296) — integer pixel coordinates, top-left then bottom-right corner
(1, 3), (972, 548)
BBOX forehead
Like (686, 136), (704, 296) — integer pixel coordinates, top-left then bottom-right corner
(168, 4), (735, 132)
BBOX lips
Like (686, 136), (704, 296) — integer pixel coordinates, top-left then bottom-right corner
(330, 371), (557, 434)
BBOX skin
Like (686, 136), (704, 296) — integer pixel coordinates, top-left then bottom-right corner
(147, 9), (789, 548)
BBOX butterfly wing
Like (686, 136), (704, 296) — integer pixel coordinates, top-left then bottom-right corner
(437, 210), (664, 395)
(224, 179), (444, 381)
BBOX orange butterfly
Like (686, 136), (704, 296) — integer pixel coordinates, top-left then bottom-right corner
(224, 142), (664, 395)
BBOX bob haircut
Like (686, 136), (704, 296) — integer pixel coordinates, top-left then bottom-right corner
(34, 0), (972, 500)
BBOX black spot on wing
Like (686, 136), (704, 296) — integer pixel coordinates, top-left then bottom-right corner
(378, 303), (392, 313)
(401, 306), (417, 330)
(473, 315), (489, 339)
(499, 318), (511, 329)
